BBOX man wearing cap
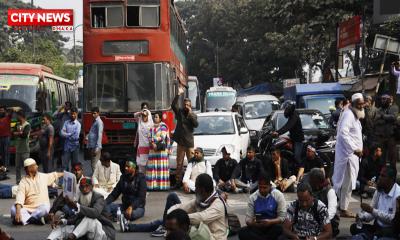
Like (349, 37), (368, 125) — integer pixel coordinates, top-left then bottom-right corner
(332, 93), (364, 218)
(296, 144), (325, 183)
(213, 146), (238, 192)
(374, 94), (399, 167)
(92, 152), (122, 198)
(60, 107), (81, 172)
(182, 147), (214, 193)
(47, 177), (116, 240)
(11, 158), (63, 225)
(105, 160), (147, 223)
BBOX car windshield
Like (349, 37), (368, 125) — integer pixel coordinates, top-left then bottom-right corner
(194, 115), (235, 135)
(0, 75), (39, 112)
(276, 112), (329, 130)
(244, 100), (278, 119)
(206, 91), (236, 111)
(306, 97), (338, 115)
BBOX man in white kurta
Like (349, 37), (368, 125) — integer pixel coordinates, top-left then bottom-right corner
(92, 152), (121, 198)
(332, 93), (364, 218)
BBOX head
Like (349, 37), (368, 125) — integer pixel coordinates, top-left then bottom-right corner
(193, 148), (204, 161)
(308, 168), (326, 191)
(166, 230), (191, 240)
(23, 158), (38, 176)
(0, 105), (6, 118)
(141, 102), (149, 110)
(42, 113), (52, 125)
(271, 148), (281, 162)
(195, 173), (215, 204)
(306, 145), (317, 160)
(246, 146), (256, 160)
(284, 104), (295, 118)
(70, 107), (78, 121)
(141, 110), (149, 122)
(335, 99), (343, 109)
(16, 110), (26, 122)
(64, 101), (72, 111)
(100, 152), (111, 168)
(124, 160), (137, 177)
(91, 107), (100, 119)
(79, 177), (94, 195)
(183, 98), (191, 112)
(231, 104), (239, 112)
(351, 93), (365, 119)
(153, 112), (162, 124)
(371, 145), (382, 160)
(221, 147), (231, 160)
(258, 174), (272, 197)
(165, 209), (190, 236)
(72, 162), (84, 180)
(377, 166), (397, 193)
(381, 94), (391, 108)
(365, 95), (373, 108)
(297, 182), (314, 210)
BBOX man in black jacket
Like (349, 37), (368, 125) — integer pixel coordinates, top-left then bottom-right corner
(105, 160), (146, 223)
(231, 146), (265, 193)
(47, 177), (116, 240)
(171, 87), (199, 188)
(213, 146), (238, 192)
(272, 103), (304, 166)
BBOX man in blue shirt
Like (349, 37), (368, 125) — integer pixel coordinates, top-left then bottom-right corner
(87, 107), (104, 171)
(60, 107), (81, 172)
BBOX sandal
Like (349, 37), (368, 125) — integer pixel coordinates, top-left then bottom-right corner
(340, 210), (356, 218)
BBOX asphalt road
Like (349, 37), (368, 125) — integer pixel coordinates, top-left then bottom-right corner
(0, 155), (366, 240)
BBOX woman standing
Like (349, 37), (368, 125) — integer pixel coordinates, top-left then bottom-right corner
(146, 112), (170, 190)
(136, 109), (153, 173)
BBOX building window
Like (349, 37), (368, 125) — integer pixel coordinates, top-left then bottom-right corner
(126, 5), (159, 27)
(91, 5), (123, 28)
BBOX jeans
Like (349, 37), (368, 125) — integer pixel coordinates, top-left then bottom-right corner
(127, 192), (181, 232)
(62, 149), (79, 172)
(0, 183), (12, 198)
(294, 142), (304, 166)
(105, 203), (145, 221)
(15, 152), (29, 184)
(0, 136), (10, 167)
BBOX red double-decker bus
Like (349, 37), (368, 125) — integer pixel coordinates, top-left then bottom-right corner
(83, 0), (187, 159)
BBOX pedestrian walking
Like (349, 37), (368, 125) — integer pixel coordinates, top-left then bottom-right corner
(136, 109), (153, 173)
(87, 107), (103, 171)
(146, 112), (170, 191)
(13, 110), (31, 184)
(39, 113), (54, 173)
(0, 105), (11, 168)
(60, 107), (81, 172)
(332, 93), (364, 218)
(171, 86), (198, 188)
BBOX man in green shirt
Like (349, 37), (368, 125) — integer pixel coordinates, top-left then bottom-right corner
(13, 111), (31, 184)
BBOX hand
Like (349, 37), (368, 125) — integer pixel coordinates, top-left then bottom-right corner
(280, 180), (288, 192)
(271, 131), (279, 138)
(258, 219), (272, 227)
(218, 180), (225, 187)
(178, 86), (185, 95)
(125, 206), (133, 220)
(183, 183), (190, 193)
(50, 213), (60, 229)
(66, 233), (76, 240)
(14, 211), (22, 223)
(107, 187), (113, 192)
(361, 203), (373, 213)
(65, 196), (77, 210)
(220, 192), (228, 201)
(354, 150), (363, 158)
(152, 143), (157, 150)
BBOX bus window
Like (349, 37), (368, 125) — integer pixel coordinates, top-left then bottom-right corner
(91, 5), (123, 28)
(59, 82), (67, 105)
(127, 4), (160, 27)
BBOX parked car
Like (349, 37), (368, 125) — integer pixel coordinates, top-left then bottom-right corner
(236, 94), (280, 146)
(169, 112), (250, 169)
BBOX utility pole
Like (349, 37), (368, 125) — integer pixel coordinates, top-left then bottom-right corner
(31, 0), (35, 60)
(73, 24), (83, 83)
(216, 41), (219, 77)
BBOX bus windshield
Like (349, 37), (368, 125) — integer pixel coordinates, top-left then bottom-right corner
(0, 75), (39, 112)
(206, 91), (236, 111)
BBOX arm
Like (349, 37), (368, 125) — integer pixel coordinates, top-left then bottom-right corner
(277, 115), (297, 135)
(96, 121), (103, 149)
(297, 167), (304, 182)
(187, 113), (199, 128)
(73, 122), (81, 141)
(21, 124), (31, 138)
(133, 174), (147, 208)
(337, 111), (360, 154)
(46, 172), (63, 185)
(327, 189), (338, 220)
(182, 162), (193, 184)
(168, 199), (197, 215)
(245, 195), (255, 225)
(317, 224), (333, 240)
(188, 199), (225, 225)
(105, 179), (122, 204)
(171, 95), (180, 114)
(206, 161), (213, 180)
(383, 107), (399, 122)
(282, 219), (299, 240)
(48, 129), (54, 154)
(92, 165), (100, 185)
(78, 196), (104, 219)
(114, 164), (122, 188)
(60, 122), (71, 138)
(231, 162), (242, 180)
(15, 182), (26, 207)
(213, 160), (221, 182)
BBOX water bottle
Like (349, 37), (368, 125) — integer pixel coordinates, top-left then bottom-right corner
(116, 207), (121, 224)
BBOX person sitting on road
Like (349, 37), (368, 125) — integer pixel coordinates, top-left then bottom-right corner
(297, 145), (325, 183)
(182, 147), (214, 193)
(11, 158), (64, 226)
(213, 146), (238, 192)
(105, 160), (146, 223)
(238, 174), (286, 240)
(92, 152), (122, 198)
(280, 182), (332, 240)
(350, 166), (400, 239)
(357, 145), (384, 197)
(166, 230), (191, 240)
(48, 162), (86, 219)
(308, 168), (339, 237)
(47, 177), (116, 240)
(267, 148), (296, 192)
(231, 146), (265, 193)
(169, 173), (228, 240)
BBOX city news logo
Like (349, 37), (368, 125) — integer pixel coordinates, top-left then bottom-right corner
(7, 9), (74, 31)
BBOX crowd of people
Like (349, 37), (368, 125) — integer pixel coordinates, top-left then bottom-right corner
(0, 83), (400, 240)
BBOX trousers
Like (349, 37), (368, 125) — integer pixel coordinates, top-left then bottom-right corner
(175, 145), (193, 183)
(89, 148), (101, 172)
(337, 163), (353, 210)
(62, 149), (79, 172)
(47, 217), (107, 240)
(105, 203), (145, 221)
(0, 136), (10, 167)
(10, 204), (49, 225)
(15, 152), (29, 184)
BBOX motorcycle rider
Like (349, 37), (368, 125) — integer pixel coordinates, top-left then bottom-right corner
(272, 102), (304, 167)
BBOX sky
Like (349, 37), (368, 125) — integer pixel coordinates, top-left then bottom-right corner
(21, 0), (83, 49)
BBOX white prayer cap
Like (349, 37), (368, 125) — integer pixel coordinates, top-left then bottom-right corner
(23, 158), (37, 167)
(351, 93), (364, 102)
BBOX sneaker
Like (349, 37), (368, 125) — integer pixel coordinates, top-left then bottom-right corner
(151, 225), (167, 237)
(39, 216), (46, 225)
(119, 214), (128, 232)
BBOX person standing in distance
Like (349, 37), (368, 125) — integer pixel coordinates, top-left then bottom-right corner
(87, 107), (104, 171)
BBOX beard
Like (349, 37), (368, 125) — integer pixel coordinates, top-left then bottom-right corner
(79, 191), (93, 207)
(353, 108), (365, 119)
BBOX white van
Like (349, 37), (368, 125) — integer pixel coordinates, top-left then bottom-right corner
(204, 86), (236, 112)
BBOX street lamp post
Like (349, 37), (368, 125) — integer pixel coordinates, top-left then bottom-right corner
(73, 24), (83, 82)
(201, 38), (220, 77)
(31, 0), (35, 60)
